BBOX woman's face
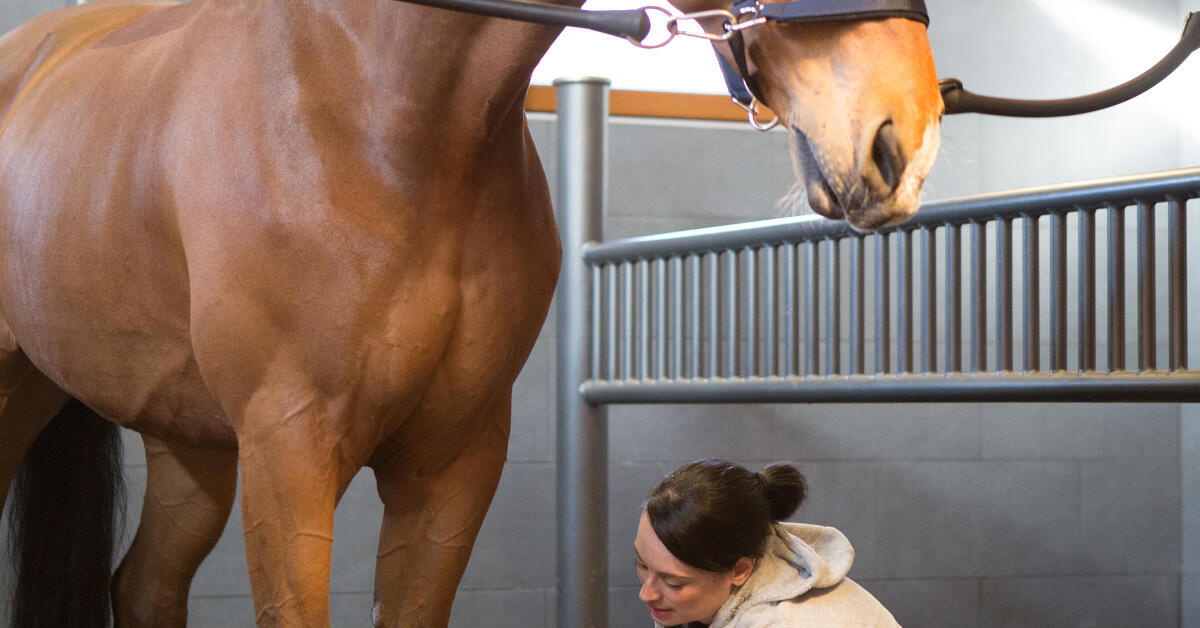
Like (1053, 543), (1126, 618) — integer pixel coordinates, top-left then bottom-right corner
(634, 512), (754, 626)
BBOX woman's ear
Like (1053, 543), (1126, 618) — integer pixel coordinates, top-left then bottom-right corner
(730, 557), (756, 586)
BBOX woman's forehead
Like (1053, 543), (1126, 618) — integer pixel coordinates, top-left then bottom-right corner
(634, 512), (698, 579)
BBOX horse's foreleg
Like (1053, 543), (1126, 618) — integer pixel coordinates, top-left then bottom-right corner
(369, 400), (511, 628)
(235, 395), (360, 627)
(112, 435), (237, 628)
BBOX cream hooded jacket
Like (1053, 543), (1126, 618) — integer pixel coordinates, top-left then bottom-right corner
(654, 522), (899, 628)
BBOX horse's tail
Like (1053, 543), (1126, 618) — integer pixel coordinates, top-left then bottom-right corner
(7, 398), (124, 628)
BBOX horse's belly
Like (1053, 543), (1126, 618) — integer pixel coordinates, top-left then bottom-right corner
(9, 315), (235, 448)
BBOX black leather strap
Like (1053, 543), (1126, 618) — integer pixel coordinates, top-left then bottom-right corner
(751, 0), (928, 26)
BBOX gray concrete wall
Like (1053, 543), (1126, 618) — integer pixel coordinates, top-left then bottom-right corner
(2, 0), (1196, 626)
(0, 0), (73, 35)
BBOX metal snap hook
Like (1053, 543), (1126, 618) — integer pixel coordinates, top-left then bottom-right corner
(733, 96), (778, 131)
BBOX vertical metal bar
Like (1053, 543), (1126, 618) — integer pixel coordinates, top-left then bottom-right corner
(639, 260), (651, 380)
(1169, 197), (1187, 370)
(639, 260), (649, 379)
(554, 77), (608, 628)
(590, 265), (602, 380)
(607, 264), (617, 381)
(898, 230), (913, 373)
(969, 221), (986, 372)
(806, 241), (820, 376)
(1050, 212), (1067, 371)
(996, 218), (1013, 371)
(784, 243), (798, 376)
(690, 255), (701, 379)
(654, 259), (665, 379)
(1138, 200), (1156, 370)
(850, 236), (865, 374)
(764, 246), (777, 376)
(707, 252), (719, 377)
(1108, 205), (1125, 371)
(623, 261), (634, 380)
(1024, 214), (1041, 371)
(875, 232), (891, 374)
(921, 226), (937, 373)
(1078, 208), (1096, 371)
(945, 224), (962, 372)
(726, 250), (739, 377)
(672, 257), (684, 379)
(1022, 216), (1041, 374)
(745, 247), (758, 376)
(825, 238), (841, 375)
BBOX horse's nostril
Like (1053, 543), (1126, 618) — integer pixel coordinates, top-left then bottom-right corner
(871, 120), (906, 194)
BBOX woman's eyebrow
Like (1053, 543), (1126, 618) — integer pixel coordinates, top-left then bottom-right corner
(633, 547), (691, 581)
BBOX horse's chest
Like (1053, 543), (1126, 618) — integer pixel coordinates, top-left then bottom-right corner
(366, 224), (559, 455)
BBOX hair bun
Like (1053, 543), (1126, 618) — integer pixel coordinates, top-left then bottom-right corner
(759, 462), (807, 521)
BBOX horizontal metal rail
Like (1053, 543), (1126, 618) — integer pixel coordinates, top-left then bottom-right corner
(580, 167), (1200, 404)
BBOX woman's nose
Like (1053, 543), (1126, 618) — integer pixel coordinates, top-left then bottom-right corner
(638, 579), (659, 603)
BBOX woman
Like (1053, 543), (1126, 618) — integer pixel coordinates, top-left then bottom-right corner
(635, 459), (899, 627)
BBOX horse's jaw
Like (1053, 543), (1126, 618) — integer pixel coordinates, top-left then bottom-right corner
(786, 121), (940, 231)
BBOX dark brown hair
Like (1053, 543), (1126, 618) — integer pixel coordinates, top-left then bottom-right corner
(644, 459), (807, 573)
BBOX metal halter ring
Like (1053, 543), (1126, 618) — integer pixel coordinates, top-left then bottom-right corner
(628, 6), (679, 49)
(734, 95), (779, 131)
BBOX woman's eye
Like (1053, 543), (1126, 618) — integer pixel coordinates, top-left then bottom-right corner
(663, 581), (683, 590)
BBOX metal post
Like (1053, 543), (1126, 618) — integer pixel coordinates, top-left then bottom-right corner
(555, 77), (609, 628)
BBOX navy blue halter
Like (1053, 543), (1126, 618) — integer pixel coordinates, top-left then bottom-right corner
(718, 0), (930, 110)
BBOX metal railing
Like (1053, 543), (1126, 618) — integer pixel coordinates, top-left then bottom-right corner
(552, 78), (1200, 627)
(580, 171), (1200, 403)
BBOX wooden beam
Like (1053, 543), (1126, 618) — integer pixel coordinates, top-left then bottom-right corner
(525, 85), (773, 123)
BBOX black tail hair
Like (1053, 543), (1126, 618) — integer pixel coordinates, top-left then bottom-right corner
(6, 398), (124, 628)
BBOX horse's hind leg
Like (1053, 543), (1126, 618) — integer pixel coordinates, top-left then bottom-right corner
(112, 435), (238, 628)
(369, 398), (511, 627)
(0, 339), (69, 512)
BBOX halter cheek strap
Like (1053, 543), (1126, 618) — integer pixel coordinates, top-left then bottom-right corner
(719, 0), (930, 111)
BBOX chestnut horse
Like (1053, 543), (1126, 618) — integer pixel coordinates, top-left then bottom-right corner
(0, 0), (942, 625)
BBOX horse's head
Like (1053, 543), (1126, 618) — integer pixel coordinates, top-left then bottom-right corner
(683, 2), (943, 230)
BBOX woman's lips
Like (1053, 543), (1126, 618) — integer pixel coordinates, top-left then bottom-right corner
(649, 605), (673, 621)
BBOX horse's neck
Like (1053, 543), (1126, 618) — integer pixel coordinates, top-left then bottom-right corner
(230, 0), (565, 142)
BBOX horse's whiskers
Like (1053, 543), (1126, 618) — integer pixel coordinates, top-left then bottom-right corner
(775, 181), (812, 218)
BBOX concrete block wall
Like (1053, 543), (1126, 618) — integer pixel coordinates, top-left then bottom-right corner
(3, 0), (1197, 626)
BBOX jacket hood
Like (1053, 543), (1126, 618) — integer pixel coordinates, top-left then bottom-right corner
(706, 522), (855, 625)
